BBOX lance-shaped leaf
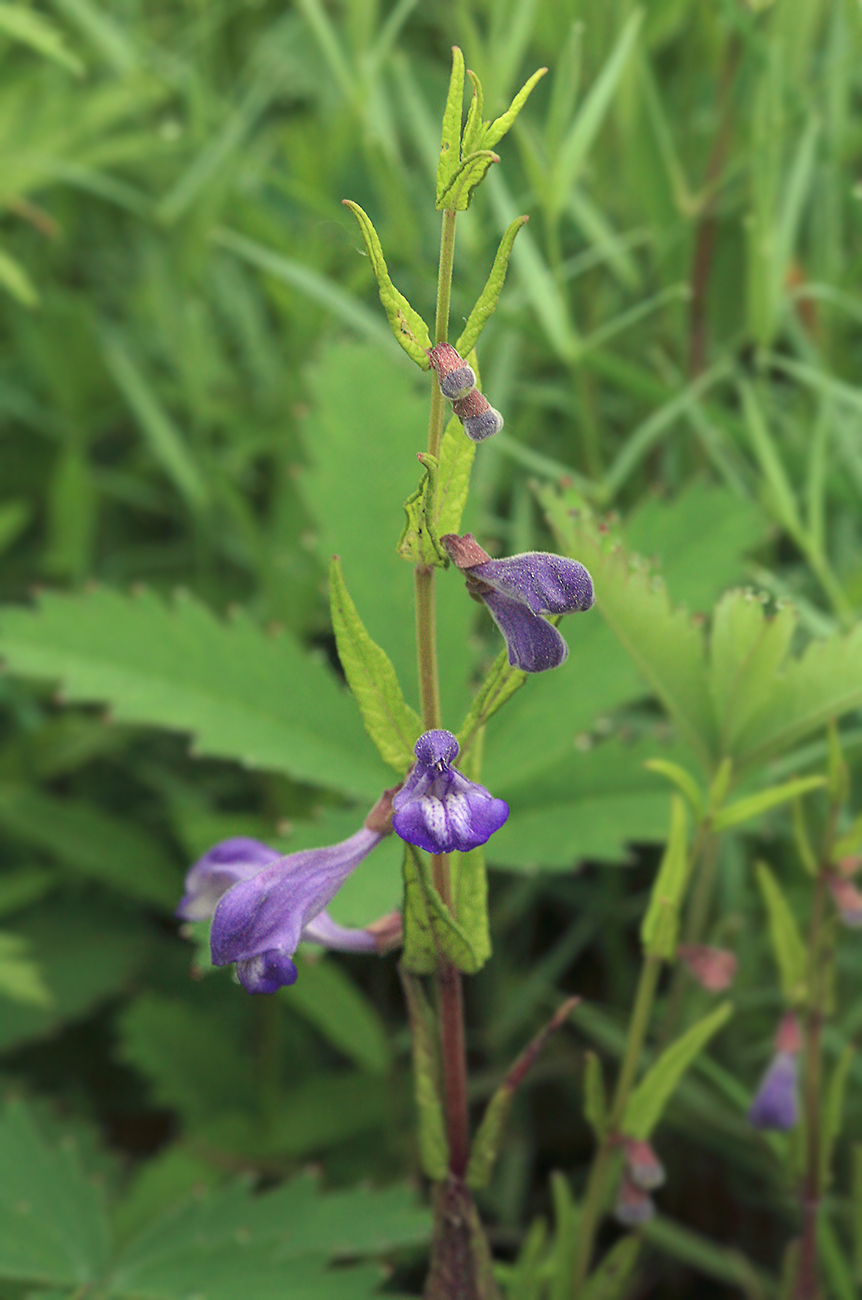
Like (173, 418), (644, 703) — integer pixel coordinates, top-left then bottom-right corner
(711, 775), (826, 832)
(821, 1044), (854, 1190)
(342, 201), (432, 368)
(398, 967), (449, 1180)
(401, 844), (485, 975)
(467, 998), (578, 1188)
(475, 67), (548, 153)
(583, 1050), (608, 1142)
(456, 216), (529, 358)
(624, 1002), (733, 1140)
(435, 409), (476, 538)
(754, 862), (807, 1003)
(329, 557), (421, 772)
(457, 649), (528, 758)
(581, 1235), (642, 1300)
(397, 454), (448, 568)
(792, 799), (819, 877)
(641, 796), (690, 961)
(460, 69), (484, 162)
(436, 46), (466, 200)
(437, 149), (499, 212)
(451, 846), (491, 972)
(827, 720), (850, 806)
(644, 759), (704, 821)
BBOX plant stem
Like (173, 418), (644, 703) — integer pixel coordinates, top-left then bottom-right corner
(660, 828), (718, 1043)
(572, 955), (662, 1291)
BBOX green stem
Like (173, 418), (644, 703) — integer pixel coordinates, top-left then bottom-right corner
(572, 956), (663, 1292)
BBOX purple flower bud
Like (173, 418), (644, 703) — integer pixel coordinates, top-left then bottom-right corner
(462, 408), (504, 441)
(442, 533), (595, 673)
(623, 1138), (666, 1190)
(614, 1172), (656, 1226)
(828, 874), (862, 927)
(392, 729), (508, 855)
(748, 1051), (799, 1130)
(177, 791), (396, 994)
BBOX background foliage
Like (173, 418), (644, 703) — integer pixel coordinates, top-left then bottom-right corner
(0, 0), (861, 1295)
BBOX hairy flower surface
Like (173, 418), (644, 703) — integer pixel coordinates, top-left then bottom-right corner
(392, 729), (508, 855)
(442, 533), (595, 672)
(177, 793), (394, 994)
(748, 1051), (799, 1130)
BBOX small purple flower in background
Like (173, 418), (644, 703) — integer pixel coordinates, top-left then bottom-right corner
(392, 729), (508, 855)
(614, 1171), (656, 1226)
(748, 1012), (802, 1131)
(177, 790), (396, 994)
(442, 533), (595, 673)
(677, 943), (738, 992)
(623, 1138), (666, 1190)
(828, 861), (862, 927)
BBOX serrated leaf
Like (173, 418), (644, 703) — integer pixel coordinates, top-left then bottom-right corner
(624, 1002), (733, 1139)
(286, 955), (392, 1076)
(436, 150), (498, 212)
(581, 1234), (641, 1300)
(0, 587), (390, 799)
(0, 934), (51, 1007)
(641, 796), (690, 960)
(456, 216), (529, 357)
(643, 759), (704, 820)
(435, 410), (476, 538)
(401, 844), (483, 975)
(481, 67), (548, 151)
(342, 201), (431, 367)
(709, 590), (797, 757)
(399, 967), (449, 1180)
(711, 776), (826, 832)
(541, 488), (716, 772)
(754, 862), (807, 1002)
(583, 1051), (608, 1141)
(329, 556), (421, 772)
(821, 1045), (854, 1190)
(437, 45), (466, 199)
(0, 1098), (110, 1286)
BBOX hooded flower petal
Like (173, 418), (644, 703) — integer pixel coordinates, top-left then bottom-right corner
(302, 909), (379, 953)
(392, 729), (508, 855)
(442, 534), (595, 673)
(177, 838), (280, 921)
(748, 1051), (799, 1130)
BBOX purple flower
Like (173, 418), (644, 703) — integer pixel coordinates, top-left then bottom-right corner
(177, 791), (395, 994)
(442, 533), (595, 673)
(748, 1051), (799, 1130)
(392, 730), (508, 855)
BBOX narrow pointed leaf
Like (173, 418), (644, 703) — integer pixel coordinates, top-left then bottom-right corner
(401, 845), (482, 975)
(457, 649), (527, 757)
(754, 862), (807, 1002)
(330, 557), (421, 772)
(437, 46), (466, 200)
(711, 776), (826, 833)
(451, 846), (491, 970)
(641, 795), (690, 960)
(456, 216), (529, 358)
(399, 968), (449, 1180)
(342, 201), (432, 367)
(643, 759), (703, 820)
(481, 67), (548, 150)
(583, 1051), (608, 1141)
(624, 1002), (732, 1139)
(434, 410), (476, 538)
(460, 69), (484, 159)
(581, 1235), (642, 1300)
(436, 150), (498, 212)
(397, 454), (448, 567)
(821, 1045), (854, 1190)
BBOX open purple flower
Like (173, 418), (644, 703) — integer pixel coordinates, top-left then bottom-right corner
(177, 791), (395, 994)
(748, 1051), (799, 1130)
(392, 730), (508, 855)
(442, 533), (595, 673)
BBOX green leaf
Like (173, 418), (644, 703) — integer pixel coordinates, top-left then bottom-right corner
(754, 863), (807, 1003)
(286, 956), (392, 1076)
(341, 201), (432, 367)
(711, 776), (827, 833)
(0, 3), (83, 74)
(456, 216), (529, 358)
(401, 844), (484, 975)
(581, 1234), (641, 1300)
(467, 1085), (512, 1190)
(541, 487), (715, 771)
(0, 586), (390, 799)
(436, 149), (498, 212)
(435, 409), (476, 538)
(708, 590), (797, 758)
(583, 1051), (608, 1142)
(0, 247), (39, 307)
(437, 45), (466, 199)
(0, 1098), (110, 1286)
(0, 783), (179, 909)
(643, 759), (704, 820)
(641, 795), (690, 960)
(481, 67), (548, 151)
(821, 1045), (854, 1190)
(827, 720), (850, 806)
(451, 845), (491, 969)
(396, 453), (448, 567)
(0, 934), (51, 1007)
(624, 1002), (733, 1139)
(457, 648), (527, 758)
(398, 968), (449, 1180)
(329, 556), (421, 772)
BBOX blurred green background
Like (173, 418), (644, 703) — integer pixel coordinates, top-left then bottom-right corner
(0, 0), (861, 1296)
